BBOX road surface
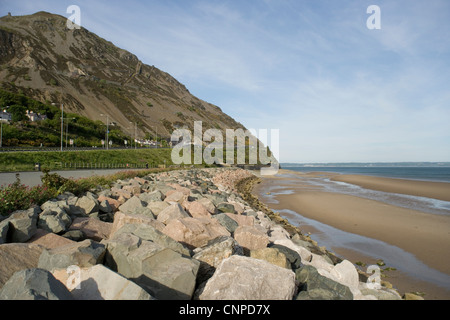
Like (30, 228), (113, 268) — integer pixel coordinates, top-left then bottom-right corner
(0, 169), (144, 188)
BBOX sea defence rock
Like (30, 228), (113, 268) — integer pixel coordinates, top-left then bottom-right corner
(52, 264), (154, 300)
(162, 217), (230, 249)
(0, 268), (74, 300)
(0, 167), (406, 301)
(3, 207), (40, 243)
(38, 240), (106, 271)
(0, 243), (45, 288)
(103, 232), (199, 300)
(198, 255), (296, 300)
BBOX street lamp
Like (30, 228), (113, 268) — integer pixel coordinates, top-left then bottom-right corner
(0, 106), (10, 148)
(100, 114), (110, 150)
(64, 117), (76, 148)
(60, 104), (64, 152)
(149, 125), (158, 149)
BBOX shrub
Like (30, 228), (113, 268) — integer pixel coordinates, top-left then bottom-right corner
(0, 173), (56, 216)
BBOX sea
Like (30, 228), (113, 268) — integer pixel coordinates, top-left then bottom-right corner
(257, 165), (450, 296)
(283, 166), (450, 183)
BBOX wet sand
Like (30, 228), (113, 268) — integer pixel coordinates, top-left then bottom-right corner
(254, 169), (450, 299)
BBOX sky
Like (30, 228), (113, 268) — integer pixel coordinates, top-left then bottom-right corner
(1, 0), (450, 163)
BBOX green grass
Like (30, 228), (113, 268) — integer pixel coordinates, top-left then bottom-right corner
(0, 148), (175, 172)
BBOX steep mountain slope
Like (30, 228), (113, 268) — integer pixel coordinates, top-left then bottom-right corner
(0, 11), (245, 139)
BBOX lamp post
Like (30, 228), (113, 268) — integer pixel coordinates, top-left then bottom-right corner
(64, 117), (76, 148)
(100, 114), (110, 150)
(0, 106), (10, 148)
(60, 104), (64, 152)
(150, 126), (158, 149)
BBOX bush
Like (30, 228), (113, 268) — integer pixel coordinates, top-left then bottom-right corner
(0, 173), (56, 216)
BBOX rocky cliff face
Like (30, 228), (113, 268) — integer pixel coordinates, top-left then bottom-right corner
(0, 11), (245, 138)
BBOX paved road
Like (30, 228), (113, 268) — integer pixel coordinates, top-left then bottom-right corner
(0, 169), (144, 188)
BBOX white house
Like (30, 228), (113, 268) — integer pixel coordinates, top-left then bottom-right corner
(26, 110), (48, 122)
(0, 110), (11, 122)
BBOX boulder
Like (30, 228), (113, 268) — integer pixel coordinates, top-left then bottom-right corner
(146, 201), (170, 216)
(198, 255), (296, 300)
(250, 247), (291, 269)
(0, 268), (73, 300)
(273, 239), (313, 263)
(162, 217), (230, 249)
(197, 197), (216, 214)
(75, 196), (99, 215)
(270, 244), (303, 271)
(53, 264), (154, 300)
(225, 212), (254, 227)
(110, 211), (164, 236)
(27, 229), (75, 249)
(97, 196), (121, 212)
(233, 225), (269, 252)
(0, 243), (45, 288)
(0, 220), (9, 244)
(104, 232), (199, 300)
(216, 202), (235, 214)
(118, 196), (146, 215)
(38, 208), (72, 234)
(157, 203), (190, 225)
(328, 260), (360, 292)
(296, 265), (353, 300)
(164, 190), (185, 203)
(38, 239), (106, 271)
(193, 236), (243, 283)
(112, 223), (191, 257)
(212, 213), (239, 234)
(99, 200), (113, 213)
(139, 190), (164, 203)
(183, 200), (211, 218)
(69, 217), (112, 242)
(3, 207), (40, 243)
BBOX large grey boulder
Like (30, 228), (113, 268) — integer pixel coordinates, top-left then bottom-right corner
(112, 223), (191, 257)
(0, 243), (45, 288)
(198, 255), (296, 300)
(157, 203), (190, 225)
(0, 268), (73, 300)
(38, 208), (72, 234)
(38, 239), (106, 271)
(75, 196), (99, 215)
(0, 220), (8, 244)
(212, 213), (239, 234)
(56, 264), (154, 300)
(118, 196), (146, 215)
(139, 190), (164, 203)
(295, 265), (353, 300)
(104, 232), (199, 300)
(193, 236), (243, 284)
(4, 207), (40, 243)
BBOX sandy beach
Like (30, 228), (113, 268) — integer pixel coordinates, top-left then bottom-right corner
(254, 169), (450, 299)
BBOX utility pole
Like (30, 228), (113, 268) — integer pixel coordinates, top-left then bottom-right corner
(61, 104), (64, 152)
(100, 114), (110, 150)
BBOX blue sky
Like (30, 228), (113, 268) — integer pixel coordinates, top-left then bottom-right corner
(2, 0), (450, 163)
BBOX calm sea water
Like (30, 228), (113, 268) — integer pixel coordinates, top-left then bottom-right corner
(283, 166), (450, 183)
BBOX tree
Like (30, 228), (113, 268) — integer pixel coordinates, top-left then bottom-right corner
(9, 104), (28, 122)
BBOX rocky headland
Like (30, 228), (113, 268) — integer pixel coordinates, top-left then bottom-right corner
(0, 167), (404, 300)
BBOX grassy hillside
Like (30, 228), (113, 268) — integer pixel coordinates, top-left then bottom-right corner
(0, 88), (138, 148)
